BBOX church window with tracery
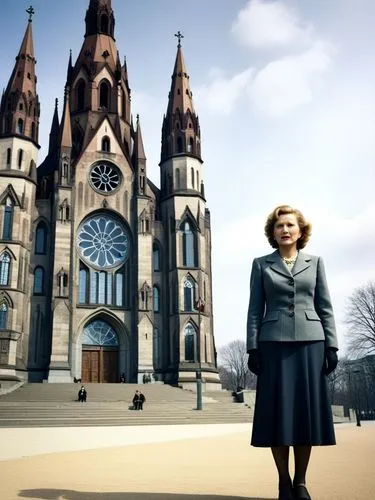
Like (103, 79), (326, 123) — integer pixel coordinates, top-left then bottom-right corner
(35, 222), (47, 254)
(0, 253), (11, 286)
(183, 276), (195, 312)
(2, 202), (13, 241)
(182, 221), (197, 267)
(0, 303), (8, 329)
(82, 320), (119, 346)
(184, 323), (195, 361)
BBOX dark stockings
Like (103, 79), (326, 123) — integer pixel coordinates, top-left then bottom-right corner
(271, 445), (312, 486)
(293, 445), (311, 486)
(271, 446), (291, 486)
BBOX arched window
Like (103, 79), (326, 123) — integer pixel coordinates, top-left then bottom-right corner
(0, 253), (11, 285)
(99, 80), (110, 109)
(77, 80), (86, 111)
(115, 268), (124, 306)
(33, 267), (44, 295)
(17, 119), (23, 134)
(184, 323), (195, 361)
(6, 148), (11, 166)
(153, 286), (160, 312)
(153, 243), (160, 271)
(197, 171), (200, 190)
(102, 136), (110, 152)
(78, 263), (88, 304)
(187, 137), (194, 153)
(182, 221), (196, 267)
(0, 302), (8, 329)
(175, 168), (181, 189)
(82, 320), (119, 346)
(100, 14), (109, 33)
(191, 167), (195, 188)
(184, 276), (194, 312)
(35, 222), (47, 254)
(18, 149), (23, 169)
(31, 122), (36, 140)
(3, 203), (13, 240)
(177, 137), (183, 153)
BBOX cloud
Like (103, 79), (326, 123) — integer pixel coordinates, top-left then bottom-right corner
(231, 0), (312, 49)
(195, 68), (253, 115)
(249, 40), (334, 117)
(196, 1), (336, 118)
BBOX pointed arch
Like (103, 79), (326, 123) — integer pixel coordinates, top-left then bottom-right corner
(76, 79), (86, 111)
(33, 266), (44, 295)
(99, 79), (111, 109)
(101, 135), (110, 152)
(180, 218), (198, 267)
(184, 322), (196, 361)
(183, 274), (196, 312)
(0, 302), (8, 329)
(35, 221), (47, 254)
(152, 241), (161, 272)
(17, 118), (24, 134)
(0, 252), (11, 285)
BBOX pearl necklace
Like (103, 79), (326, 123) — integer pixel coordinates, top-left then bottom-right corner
(281, 255), (298, 265)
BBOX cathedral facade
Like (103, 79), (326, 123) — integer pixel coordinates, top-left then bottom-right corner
(0, 0), (220, 388)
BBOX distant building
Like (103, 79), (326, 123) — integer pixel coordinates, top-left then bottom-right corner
(0, 0), (219, 388)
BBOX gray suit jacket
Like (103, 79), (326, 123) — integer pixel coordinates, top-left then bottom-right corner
(246, 251), (338, 351)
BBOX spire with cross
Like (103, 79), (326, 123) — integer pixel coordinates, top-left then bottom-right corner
(26, 5), (35, 22)
(174, 31), (184, 48)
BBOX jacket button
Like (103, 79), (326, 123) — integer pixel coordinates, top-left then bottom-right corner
(289, 304), (294, 310)
(289, 312), (295, 317)
(289, 293), (294, 298)
(288, 280), (294, 286)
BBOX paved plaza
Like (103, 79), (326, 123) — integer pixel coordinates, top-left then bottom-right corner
(0, 422), (374, 500)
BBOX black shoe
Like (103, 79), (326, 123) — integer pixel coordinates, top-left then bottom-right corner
(293, 484), (311, 499)
(278, 482), (294, 500)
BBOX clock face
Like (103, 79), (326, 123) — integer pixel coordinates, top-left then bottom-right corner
(90, 163), (121, 193)
(77, 214), (129, 269)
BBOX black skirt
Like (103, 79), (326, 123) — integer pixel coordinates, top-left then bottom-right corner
(251, 340), (336, 447)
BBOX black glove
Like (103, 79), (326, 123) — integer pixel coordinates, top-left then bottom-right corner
(324, 348), (338, 375)
(247, 349), (262, 376)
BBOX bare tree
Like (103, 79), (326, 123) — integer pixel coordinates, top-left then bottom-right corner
(345, 281), (375, 358)
(218, 339), (256, 390)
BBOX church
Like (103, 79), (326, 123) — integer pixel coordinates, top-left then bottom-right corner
(0, 0), (219, 388)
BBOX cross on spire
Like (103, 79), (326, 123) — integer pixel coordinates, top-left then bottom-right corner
(26, 5), (35, 21)
(174, 31), (184, 48)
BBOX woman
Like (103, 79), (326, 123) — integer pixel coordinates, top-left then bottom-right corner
(246, 205), (338, 500)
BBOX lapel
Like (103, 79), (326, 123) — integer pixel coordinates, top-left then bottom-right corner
(265, 250), (312, 278)
(292, 252), (312, 276)
(266, 250), (290, 278)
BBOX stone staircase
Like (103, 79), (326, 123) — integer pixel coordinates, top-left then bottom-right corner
(0, 383), (254, 428)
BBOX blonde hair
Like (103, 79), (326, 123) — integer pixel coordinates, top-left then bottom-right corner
(264, 205), (312, 249)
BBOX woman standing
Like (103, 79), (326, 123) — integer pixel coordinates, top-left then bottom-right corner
(246, 205), (338, 500)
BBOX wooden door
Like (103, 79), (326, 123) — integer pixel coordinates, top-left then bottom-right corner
(82, 347), (118, 383)
(102, 350), (118, 383)
(82, 349), (100, 383)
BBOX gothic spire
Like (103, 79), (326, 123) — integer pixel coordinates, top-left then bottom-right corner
(161, 35), (201, 163)
(85, 0), (115, 39)
(0, 7), (40, 144)
(48, 98), (60, 155)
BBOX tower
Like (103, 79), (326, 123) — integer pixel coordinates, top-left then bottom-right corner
(0, 7), (39, 379)
(159, 33), (219, 388)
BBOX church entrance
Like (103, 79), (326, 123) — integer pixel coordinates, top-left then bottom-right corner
(81, 319), (119, 383)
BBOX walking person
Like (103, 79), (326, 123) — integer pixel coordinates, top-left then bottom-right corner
(246, 205), (338, 500)
(139, 391), (146, 411)
(132, 390), (140, 410)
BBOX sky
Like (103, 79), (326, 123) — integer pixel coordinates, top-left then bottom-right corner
(0, 0), (374, 356)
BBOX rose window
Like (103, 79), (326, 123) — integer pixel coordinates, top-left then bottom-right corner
(78, 214), (129, 268)
(90, 163), (120, 193)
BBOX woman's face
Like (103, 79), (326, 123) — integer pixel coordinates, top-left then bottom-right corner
(273, 213), (301, 249)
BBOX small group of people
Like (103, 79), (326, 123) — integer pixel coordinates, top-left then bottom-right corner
(246, 204), (339, 500)
(132, 390), (146, 410)
(77, 385), (87, 402)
